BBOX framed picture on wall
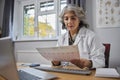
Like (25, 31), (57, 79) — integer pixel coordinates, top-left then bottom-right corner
(96, 0), (120, 28)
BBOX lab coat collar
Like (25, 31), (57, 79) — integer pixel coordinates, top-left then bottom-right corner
(74, 27), (86, 45)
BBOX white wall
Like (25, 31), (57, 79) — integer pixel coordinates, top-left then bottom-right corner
(96, 28), (120, 68)
(14, 40), (57, 64)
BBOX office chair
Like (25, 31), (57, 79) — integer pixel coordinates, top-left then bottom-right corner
(103, 43), (111, 68)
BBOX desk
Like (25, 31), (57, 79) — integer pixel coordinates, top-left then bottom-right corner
(0, 63), (119, 80)
(0, 77), (5, 80)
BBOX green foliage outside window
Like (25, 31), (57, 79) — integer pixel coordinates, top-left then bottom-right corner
(24, 15), (55, 37)
(24, 15), (34, 36)
(38, 22), (55, 37)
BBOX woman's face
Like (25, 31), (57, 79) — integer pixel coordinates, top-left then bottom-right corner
(63, 11), (80, 34)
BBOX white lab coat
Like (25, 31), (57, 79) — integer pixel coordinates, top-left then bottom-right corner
(57, 27), (105, 68)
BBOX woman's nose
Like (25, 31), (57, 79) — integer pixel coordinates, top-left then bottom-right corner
(67, 18), (72, 23)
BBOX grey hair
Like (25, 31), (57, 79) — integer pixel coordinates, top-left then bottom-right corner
(59, 4), (88, 29)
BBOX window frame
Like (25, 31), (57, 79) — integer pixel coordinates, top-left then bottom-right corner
(14, 0), (67, 41)
(19, 0), (36, 40)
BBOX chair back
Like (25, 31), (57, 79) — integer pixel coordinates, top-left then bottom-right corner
(103, 43), (111, 68)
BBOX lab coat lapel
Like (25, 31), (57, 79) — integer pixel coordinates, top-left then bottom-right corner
(74, 27), (86, 45)
(63, 32), (69, 46)
(74, 34), (82, 45)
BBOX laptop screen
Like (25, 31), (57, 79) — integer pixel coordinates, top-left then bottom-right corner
(0, 37), (19, 80)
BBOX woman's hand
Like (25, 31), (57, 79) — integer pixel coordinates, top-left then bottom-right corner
(70, 58), (92, 69)
(51, 61), (61, 66)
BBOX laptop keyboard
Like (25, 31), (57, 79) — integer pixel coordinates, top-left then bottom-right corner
(18, 70), (42, 80)
(35, 66), (91, 75)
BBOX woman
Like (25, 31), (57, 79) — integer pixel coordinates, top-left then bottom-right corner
(52, 5), (105, 69)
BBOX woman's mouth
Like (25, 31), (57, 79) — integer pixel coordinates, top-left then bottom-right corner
(67, 26), (74, 30)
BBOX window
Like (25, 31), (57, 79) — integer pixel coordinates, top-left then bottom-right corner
(60, 0), (67, 34)
(37, 0), (56, 39)
(14, 0), (67, 40)
(40, 1), (54, 11)
(23, 4), (35, 36)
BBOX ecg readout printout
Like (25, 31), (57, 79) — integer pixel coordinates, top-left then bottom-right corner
(36, 45), (80, 61)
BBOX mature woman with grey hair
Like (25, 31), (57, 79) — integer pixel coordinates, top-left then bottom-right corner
(52, 5), (105, 69)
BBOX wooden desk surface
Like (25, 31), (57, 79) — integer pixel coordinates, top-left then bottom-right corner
(0, 63), (119, 80)
(48, 70), (119, 80)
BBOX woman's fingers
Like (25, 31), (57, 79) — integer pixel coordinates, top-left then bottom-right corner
(51, 61), (61, 66)
(70, 59), (83, 68)
(70, 59), (91, 68)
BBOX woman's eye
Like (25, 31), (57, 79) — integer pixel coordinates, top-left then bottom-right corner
(71, 17), (76, 20)
(64, 18), (68, 20)
(63, 17), (76, 21)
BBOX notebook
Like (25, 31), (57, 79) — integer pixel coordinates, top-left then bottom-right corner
(0, 37), (57, 80)
(95, 68), (120, 78)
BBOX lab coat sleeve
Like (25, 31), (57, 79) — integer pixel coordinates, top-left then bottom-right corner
(89, 34), (105, 68)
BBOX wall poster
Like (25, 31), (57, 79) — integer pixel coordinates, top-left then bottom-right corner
(96, 0), (120, 28)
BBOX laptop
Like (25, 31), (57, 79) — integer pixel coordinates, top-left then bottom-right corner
(0, 37), (57, 80)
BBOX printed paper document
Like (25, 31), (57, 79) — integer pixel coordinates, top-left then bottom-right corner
(36, 45), (80, 61)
